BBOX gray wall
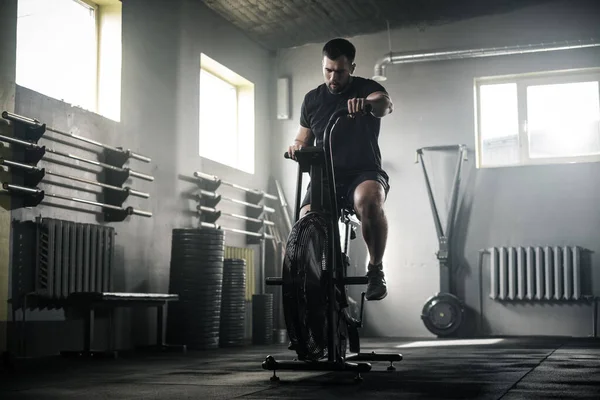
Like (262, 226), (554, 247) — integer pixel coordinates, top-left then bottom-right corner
(272, 0), (600, 337)
(6, 0), (274, 356)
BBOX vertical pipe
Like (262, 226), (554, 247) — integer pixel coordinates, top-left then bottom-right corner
(47, 220), (55, 298)
(69, 222), (77, 294)
(34, 218), (41, 295)
(489, 247), (497, 300)
(95, 228), (103, 292)
(526, 246), (535, 300)
(61, 221), (70, 298)
(544, 246), (553, 300)
(535, 247), (544, 300)
(508, 247), (516, 300)
(76, 224), (84, 293)
(90, 226), (98, 292)
(517, 247), (525, 300)
(260, 238), (266, 295)
(103, 228), (111, 292)
(83, 225), (91, 292)
(563, 246), (573, 300)
(499, 247), (507, 300)
(553, 246), (563, 300)
(573, 246), (581, 300)
(54, 220), (63, 300)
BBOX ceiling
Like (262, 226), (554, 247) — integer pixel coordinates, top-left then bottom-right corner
(201, 0), (557, 51)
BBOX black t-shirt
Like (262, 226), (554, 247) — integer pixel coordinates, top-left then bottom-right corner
(300, 76), (388, 177)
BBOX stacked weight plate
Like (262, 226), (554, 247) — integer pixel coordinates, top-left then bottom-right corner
(252, 293), (273, 345)
(219, 258), (246, 347)
(167, 227), (225, 350)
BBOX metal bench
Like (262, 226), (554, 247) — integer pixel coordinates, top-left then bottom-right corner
(59, 292), (185, 358)
(16, 291), (184, 358)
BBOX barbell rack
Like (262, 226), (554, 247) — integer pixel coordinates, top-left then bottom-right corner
(198, 189), (275, 213)
(199, 221), (274, 240)
(2, 183), (153, 218)
(197, 205), (275, 226)
(2, 111), (151, 163)
(194, 171), (278, 201)
(0, 133), (154, 181)
(0, 158), (150, 199)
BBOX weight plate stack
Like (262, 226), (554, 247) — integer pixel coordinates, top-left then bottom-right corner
(219, 258), (246, 347)
(167, 227), (225, 350)
(252, 293), (273, 345)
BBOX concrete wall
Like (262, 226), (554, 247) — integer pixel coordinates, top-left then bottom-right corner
(272, 0), (600, 337)
(4, 0), (274, 356)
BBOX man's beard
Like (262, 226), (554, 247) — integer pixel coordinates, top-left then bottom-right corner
(327, 77), (352, 94)
(328, 82), (345, 94)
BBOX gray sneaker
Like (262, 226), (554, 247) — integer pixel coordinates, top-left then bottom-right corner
(366, 264), (387, 301)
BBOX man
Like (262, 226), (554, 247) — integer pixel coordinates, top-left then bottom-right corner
(287, 38), (393, 301)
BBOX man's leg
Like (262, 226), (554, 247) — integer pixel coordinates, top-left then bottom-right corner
(353, 180), (388, 301)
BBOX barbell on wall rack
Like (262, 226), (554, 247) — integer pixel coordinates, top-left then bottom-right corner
(199, 221), (274, 240)
(0, 133), (154, 181)
(194, 171), (278, 201)
(2, 183), (153, 217)
(198, 189), (275, 213)
(2, 111), (151, 163)
(0, 158), (150, 199)
(197, 205), (275, 226)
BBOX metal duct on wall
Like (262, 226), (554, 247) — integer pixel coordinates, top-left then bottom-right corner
(372, 38), (600, 81)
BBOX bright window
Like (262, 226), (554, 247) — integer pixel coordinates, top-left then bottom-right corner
(17, 0), (98, 111)
(199, 54), (255, 174)
(16, 0), (122, 121)
(475, 69), (600, 168)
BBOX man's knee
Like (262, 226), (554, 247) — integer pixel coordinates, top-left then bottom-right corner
(300, 204), (311, 218)
(353, 181), (385, 220)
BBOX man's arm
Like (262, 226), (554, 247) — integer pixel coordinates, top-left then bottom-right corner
(288, 126), (314, 159)
(366, 91), (393, 118)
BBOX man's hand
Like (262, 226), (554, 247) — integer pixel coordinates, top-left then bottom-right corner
(287, 139), (306, 160)
(347, 98), (368, 116)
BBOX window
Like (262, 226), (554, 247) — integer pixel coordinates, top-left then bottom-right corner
(199, 54), (255, 174)
(475, 69), (600, 168)
(16, 0), (122, 121)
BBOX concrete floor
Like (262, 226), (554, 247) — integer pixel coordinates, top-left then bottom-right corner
(1, 337), (600, 399)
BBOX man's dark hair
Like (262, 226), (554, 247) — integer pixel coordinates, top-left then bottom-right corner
(322, 38), (356, 63)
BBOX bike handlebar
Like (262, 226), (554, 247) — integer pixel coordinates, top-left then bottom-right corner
(284, 104), (373, 160)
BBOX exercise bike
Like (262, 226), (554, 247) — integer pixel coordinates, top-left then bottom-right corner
(263, 105), (402, 382)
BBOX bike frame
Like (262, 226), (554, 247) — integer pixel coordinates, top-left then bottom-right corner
(290, 107), (357, 362)
(262, 105), (402, 381)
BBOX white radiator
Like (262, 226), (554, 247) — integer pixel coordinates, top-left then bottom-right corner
(487, 246), (582, 301)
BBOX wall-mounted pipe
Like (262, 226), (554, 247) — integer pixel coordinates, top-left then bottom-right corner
(373, 38), (600, 81)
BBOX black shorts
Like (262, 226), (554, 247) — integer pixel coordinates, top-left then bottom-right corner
(300, 170), (390, 213)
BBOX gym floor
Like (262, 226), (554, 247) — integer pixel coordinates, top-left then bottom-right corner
(1, 336), (599, 399)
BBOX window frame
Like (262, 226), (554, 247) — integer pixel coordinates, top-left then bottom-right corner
(474, 67), (600, 169)
(199, 53), (255, 174)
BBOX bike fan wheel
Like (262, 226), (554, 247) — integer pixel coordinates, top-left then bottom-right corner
(282, 212), (331, 361)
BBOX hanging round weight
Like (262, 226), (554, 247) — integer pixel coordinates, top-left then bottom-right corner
(420, 292), (464, 337)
